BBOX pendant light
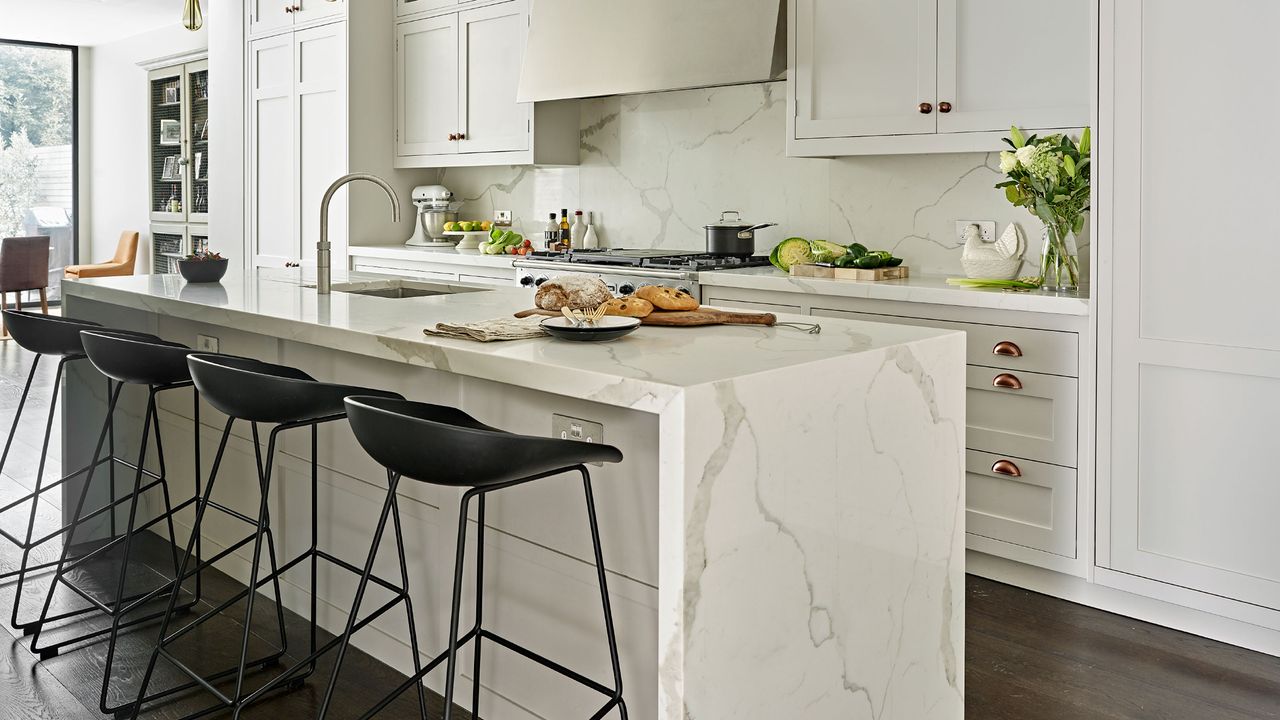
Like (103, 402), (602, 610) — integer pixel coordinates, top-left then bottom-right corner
(183, 0), (204, 31)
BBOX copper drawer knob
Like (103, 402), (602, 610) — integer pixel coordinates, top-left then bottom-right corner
(918, 102), (933, 114)
(991, 460), (1022, 477)
(448, 133), (458, 141)
(938, 101), (952, 113)
(992, 341), (1023, 357)
(993, 373), (1023, 390)
(456, 132), (466, 140)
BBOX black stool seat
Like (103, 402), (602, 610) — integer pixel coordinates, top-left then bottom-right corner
(344, 395), (623, 487)
(80, 330), (194, 386)
(188, 354), (399, 425)
(3, 310), (102, 357)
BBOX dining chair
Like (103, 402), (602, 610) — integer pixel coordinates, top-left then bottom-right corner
(0, 236), (51, 337)
(64, 230), (139, 280)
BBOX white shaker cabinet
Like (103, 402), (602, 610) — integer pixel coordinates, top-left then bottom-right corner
(393, 0), (577, 168)
(789, 0), (1091, 155)
(1099, 0), (1280, 616)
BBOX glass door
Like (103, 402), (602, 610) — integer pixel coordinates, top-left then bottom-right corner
(150, 66), (186, 223)
(0, 40), (77, 303)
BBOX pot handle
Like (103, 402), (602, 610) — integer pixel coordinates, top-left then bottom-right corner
(719, 210), (741, 223)
(742, 222), (778, 232)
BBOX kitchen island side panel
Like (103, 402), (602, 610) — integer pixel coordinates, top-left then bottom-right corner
(664, 332), (965, 719)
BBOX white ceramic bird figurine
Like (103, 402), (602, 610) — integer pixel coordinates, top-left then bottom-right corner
(961, 223), (1025, 279)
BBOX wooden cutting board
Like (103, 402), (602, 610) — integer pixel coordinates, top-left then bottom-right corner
(514, 308), (777, 327)
(790, 263), (909, 281)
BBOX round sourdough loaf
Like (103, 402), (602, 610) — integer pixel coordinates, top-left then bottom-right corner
(534, 273), (615, 311)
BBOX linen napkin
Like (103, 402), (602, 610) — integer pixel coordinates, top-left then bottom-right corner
(423, 316), (548, 342)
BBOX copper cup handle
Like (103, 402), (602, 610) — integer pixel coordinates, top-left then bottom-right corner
(993, 341), (1023, 358)
(993, 373), (1023, 390)
(991, 460), (1022, 477)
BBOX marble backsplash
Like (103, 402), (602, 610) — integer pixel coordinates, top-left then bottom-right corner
(435, 81), (1082, 277)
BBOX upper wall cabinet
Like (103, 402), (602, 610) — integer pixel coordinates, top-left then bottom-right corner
(249, 0), (345, 39)
(788, 0), (1091, 156)
(393, 0), (578, 168)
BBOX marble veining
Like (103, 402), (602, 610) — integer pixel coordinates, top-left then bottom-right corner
(436, 80), (1085, 277)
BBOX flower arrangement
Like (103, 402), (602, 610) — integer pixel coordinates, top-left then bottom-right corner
(182, 249), (224, 262)
(996, 126), (1091, 291)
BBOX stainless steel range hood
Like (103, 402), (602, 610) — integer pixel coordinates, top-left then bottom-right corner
(517, 0), (785, 102)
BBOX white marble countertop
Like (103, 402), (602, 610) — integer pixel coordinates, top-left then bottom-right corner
(64, 271), (958, 404)
(700, 266), (1091, 316)
(348, 244), (517, 269)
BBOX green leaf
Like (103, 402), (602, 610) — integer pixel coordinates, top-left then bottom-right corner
(1005, 185), (1021, 205)
(994, 180), (1017, 188)
(1034, 197), (1056, 227)
(1063, 154), (1076, 177)
(1001, 137), (1017, 149)
(1078, 127), (1091, 155)
(1010, 126), (1026, 148)
(1072, 214), (1086, 235)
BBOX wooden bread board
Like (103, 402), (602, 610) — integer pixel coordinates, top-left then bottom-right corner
(515, 308), (777, 327)
(790, 263), (909, 281)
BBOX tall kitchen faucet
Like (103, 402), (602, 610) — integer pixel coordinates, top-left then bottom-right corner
(318, 173), (400, 294)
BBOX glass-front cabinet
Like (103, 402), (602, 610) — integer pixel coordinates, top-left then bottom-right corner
(148, 58), (209, 227)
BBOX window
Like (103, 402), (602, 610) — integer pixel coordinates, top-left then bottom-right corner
(0, 39), (78, 303)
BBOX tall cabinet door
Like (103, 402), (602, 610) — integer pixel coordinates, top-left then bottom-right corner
(1100, 0), (1280, 611)
(793, 0), (936, 138)
(457, 0), (529, 154)
(249, 0), (294, 38)
(936, 0), (1090, 133)
(294, 23), (347, 267)
(249, 34), (296, 268)
(396, 15), (459, 158)
(294, 0), (345, 26)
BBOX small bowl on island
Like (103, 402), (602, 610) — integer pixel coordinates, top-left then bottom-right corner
(178, 251), (229, 283)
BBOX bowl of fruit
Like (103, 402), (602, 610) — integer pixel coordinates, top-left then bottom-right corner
(178, 250), (229, 283)
(442, 220), (494, 249)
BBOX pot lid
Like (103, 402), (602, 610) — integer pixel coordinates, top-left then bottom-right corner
(705, 210), (754, 229)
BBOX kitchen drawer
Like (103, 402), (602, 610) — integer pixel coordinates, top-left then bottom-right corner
(459, 272), (515, 287)
(966, 450), (1076, 558)
(967, 365), (1077, 467)
(705, 295), (803, 314)
(811, 309), (1078, 377)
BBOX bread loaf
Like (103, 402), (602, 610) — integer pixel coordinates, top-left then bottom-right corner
(635, 285), (699, 311)
(601, 296), (654, 318)
(534, 273), (614, 311)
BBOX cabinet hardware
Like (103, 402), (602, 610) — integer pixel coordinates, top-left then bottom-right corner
(992, 341), (1023, 357)
(918, 102), (933, 114)
(448, 133), (458, 141)
(457, 132), (466, 140)
(992, 373), (1023, 390)
(285, 4), (293, 11)
(991, 460), (1022, 477)
(938, 101), (952, 113)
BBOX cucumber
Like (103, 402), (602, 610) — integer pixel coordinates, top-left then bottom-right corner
(773, 237), (815, 272)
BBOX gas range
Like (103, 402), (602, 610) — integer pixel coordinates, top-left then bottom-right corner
(512, 249), (771, 301)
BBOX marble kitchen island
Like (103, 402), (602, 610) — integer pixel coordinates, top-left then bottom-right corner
(61, 271), (965, 720)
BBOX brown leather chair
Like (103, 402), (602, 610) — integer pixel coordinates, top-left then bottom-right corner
(0, 236), (51, 337)
(64, 230), (139, 280)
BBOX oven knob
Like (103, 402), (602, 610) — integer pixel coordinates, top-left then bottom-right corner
(618, 283), (635, 295)
(676, 286), (691, 295)
(534, 276), (548, 287)
(519, 275), (535, 286)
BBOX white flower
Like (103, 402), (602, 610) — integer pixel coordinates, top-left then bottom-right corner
(1014, 145), (1039, 168)
(999, 151), (1018, 174)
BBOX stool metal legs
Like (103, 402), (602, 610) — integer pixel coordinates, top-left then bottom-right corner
(342, 464), (628, 720)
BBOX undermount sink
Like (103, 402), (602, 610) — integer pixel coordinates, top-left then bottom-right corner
(326, 279), (489, 299)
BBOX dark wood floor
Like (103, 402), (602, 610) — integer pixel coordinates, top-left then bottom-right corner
(1, 339), (1279, 719)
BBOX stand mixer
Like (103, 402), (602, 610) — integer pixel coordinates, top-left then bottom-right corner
(405, 184), (463, 247)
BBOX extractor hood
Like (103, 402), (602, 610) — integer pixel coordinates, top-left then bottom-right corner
(517, 0), (785, 102)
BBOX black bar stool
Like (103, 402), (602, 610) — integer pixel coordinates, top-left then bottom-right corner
(0, 310), (125, 632)
(334, 395), (628, 720)
(27, 329), (208, 715)
(129, 354), (414, 720)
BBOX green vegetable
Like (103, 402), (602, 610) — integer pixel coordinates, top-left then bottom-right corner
(853, 254), (884, 269)
(845, 243), (868, 258)
(772, 237), (815, 272)
(946, 277), (1041, 290)
(490, 227), (504, 242)
(808, 239), (847, 263)
(834, 254), (860, 268)
(884, 256), (904, 267)
(769, 243), (783, 271)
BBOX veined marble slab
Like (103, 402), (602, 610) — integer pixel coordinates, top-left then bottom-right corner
(65, 272), (965, 719)
(701, 267), (1091, 316)
(348, 244), (519, 269)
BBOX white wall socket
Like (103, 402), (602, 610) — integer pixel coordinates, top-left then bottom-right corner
(553, 413), (604, 464)
(495, 210), (513, 224)
(196, 334), (220, 353)
(956, 220), (996, 244)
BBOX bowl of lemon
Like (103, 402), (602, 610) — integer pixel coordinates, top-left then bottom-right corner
(442, 220), (493, 249)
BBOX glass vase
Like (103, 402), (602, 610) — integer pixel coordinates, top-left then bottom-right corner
(1039, 224), (1081, 293)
